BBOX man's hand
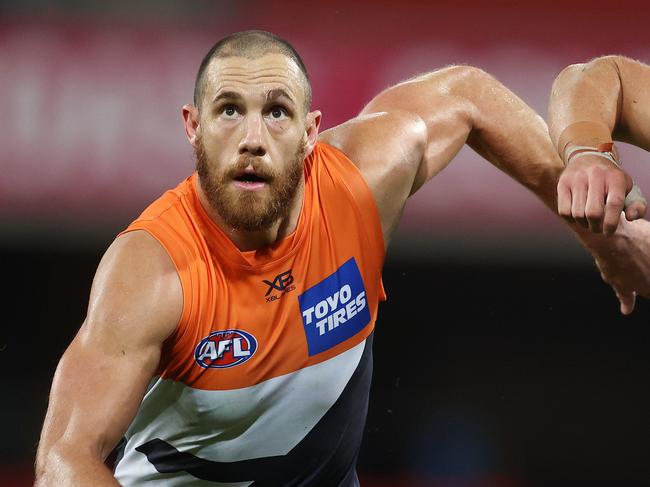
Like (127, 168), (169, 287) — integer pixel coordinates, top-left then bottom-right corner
(557, 154), (647, 235)
(581, 216), (650, 314)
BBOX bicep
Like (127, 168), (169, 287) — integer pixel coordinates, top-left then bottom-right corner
(38, 231), (182, 461)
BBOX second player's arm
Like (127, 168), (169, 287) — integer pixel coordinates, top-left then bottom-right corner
(34, 231), (182, 486)
(548, 55), (650, 234)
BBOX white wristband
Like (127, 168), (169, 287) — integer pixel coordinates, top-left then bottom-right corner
(564, 145), (619, 166)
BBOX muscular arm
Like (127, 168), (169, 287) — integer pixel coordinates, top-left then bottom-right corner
(321, 63), (650, 314)
(321, 65), (565, 244)
(34, 231), (182, 486)
(548, 55), (650, 234)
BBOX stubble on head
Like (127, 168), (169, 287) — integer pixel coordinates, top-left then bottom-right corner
(195, 135), (308, 232)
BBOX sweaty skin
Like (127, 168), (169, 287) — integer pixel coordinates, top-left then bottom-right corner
(34, 52), (642, 486)
(548, 55), (650, 313)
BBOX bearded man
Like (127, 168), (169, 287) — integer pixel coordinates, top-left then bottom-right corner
(34, 31), (649, 486)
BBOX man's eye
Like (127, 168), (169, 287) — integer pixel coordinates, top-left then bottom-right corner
(270, 107), (286, 119)
(224, 106), (237, 117)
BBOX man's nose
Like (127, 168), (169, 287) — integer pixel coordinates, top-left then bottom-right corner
(238, 114), (267, 157)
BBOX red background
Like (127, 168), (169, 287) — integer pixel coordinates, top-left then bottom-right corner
(3, 0), (650, 258)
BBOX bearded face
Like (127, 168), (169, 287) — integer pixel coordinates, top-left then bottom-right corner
(195, 134), (307, 232)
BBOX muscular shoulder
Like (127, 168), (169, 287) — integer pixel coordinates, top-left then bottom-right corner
(319, 110), (427, 175)
(318, 112), (425, 246)
(85, 230), (182, 347)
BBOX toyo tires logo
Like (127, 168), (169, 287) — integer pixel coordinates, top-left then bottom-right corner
(298, 257), (370, 356)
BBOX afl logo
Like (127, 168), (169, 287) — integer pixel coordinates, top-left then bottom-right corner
(194, 330), (258, 369)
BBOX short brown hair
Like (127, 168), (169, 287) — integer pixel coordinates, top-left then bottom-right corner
(193, 30), (312, 112)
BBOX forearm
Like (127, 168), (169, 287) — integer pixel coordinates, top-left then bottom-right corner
(35, 444), (121, 487)
(453, 67), (565, 211)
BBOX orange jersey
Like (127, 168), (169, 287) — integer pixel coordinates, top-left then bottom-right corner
(113, 142), (386, 486)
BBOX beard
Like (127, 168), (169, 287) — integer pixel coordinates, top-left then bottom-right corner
(195, 136), (307, 232)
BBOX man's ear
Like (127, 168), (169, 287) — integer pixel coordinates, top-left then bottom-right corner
(305, 110), (322, 153)
(182, 104), (200, 147)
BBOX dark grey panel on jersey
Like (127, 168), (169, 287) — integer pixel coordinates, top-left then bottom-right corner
(136, 333), (374, 486)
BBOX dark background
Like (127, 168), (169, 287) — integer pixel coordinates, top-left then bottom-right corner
(5, 246), (650, 486)
(3, 1), (650, 486)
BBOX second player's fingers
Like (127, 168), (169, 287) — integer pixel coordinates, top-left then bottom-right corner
(585, 174), (606, 233)
(616, 289), (637, 315)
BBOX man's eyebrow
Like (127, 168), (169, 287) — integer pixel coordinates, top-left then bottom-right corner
(265, 88), (296, 106)
(212, 91), (244, 104)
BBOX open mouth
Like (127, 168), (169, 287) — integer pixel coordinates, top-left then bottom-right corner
(234, 173), (267, 184)
(232, 170), (270, 190)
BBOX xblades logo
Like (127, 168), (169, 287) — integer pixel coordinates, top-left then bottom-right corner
(263, 269), (293, 295)
(263, 269), (296, 302)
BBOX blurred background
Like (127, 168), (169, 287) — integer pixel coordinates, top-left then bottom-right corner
(3, 0), (650, 486)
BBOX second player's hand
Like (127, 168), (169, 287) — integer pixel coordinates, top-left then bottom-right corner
(557, 155), (647, 235)
(586, 216), (650, 314)
(593, 256), (638, 315)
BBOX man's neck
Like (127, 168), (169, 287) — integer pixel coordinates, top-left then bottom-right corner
(196, 177), (305, 252)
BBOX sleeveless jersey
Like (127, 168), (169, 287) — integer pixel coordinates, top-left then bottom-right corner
(113, 142), (386, 486)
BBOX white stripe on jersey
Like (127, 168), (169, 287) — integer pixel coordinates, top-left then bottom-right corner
(114, 339), (365, 486)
